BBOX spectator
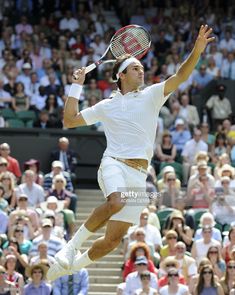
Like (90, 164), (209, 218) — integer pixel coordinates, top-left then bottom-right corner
(16, 63), (32, 91)
(154, 130), (177, 164)
(50, 137), (77, 174)
(4, 254), (24, 294)
(160, 230), (178, 259)
(159, 267), (189, 295)
(206, 245), (226, 279)
(215, 164), (235, 189)
(178, 93), (200, 128)
(194, 264), (224, 295)
(66, 268), (89, 295)
(30, 241), (56, 265)
(11, 224), (32, 255)
(211, 133), (230, 164)
(171, 118), (191, 154)
(0, 209), (9, 234)
(24, 263), (51, 295)
(134, 271), (158, 295)
(123, 242), (157, 280)
(0, 157), (16, 183)
(191, 225), (221, 264)
(182, 129), (208, 185)
(0, 171), (17, 209)
(222, 227), (235, 264)
(43, 160), (73, 192)
(213, 153), (231, 180)
(190, 151), (211, 176)
(206, 84), (232, 129)
(157, 166), (181, 192)
(0, 75), (13, 108)
(16, 170), (45, 207)
(0, 265), (15, 293)
(0, 143), (22, 178)
(12, 82), (29, 112)
(30, 85), (47, 111)
(23, 159), (44, 186)
(29, 218), (65, 258)
(33, 109), (55, 128)
(200, 122), (215, 153)
(221, 52), (235, 80)
(59, 10), (79, 32)
(192, 64), (213, 94)
(15, 15), (33, 35)
(123, 256), (158, 295)
(220, 259), (235, 295)
(219, 31), (235, 53)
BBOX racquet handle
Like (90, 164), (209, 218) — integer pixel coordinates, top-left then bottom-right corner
(85, 63), (97, 74)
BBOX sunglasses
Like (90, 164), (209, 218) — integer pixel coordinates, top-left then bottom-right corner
(166, 264), (176, 267)
(203, 271), (212, 274)
(15, 229), (24, 233)
(136, 263), (147, 266)
(168, 273), (178, 277)
(209, 251), (218, 254)
(136, 233), (145, 236)
(228, 265), (235, 269)
(19, 198), (27, 201)
(167, 178), (176, 181)
(167, 236), (177, 240)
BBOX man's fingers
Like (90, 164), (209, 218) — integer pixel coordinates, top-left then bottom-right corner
(207, 37), (216, 43)
(205, 27), (213, 38)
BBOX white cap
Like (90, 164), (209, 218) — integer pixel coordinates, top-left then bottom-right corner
(175, 118), (184, 126)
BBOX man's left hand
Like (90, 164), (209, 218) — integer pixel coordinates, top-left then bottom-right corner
(195, 25), (215, 54)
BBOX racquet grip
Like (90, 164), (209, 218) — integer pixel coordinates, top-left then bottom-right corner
(85, 63), (97, 74)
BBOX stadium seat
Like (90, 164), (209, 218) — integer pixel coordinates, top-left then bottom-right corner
(25, 120), (34, 128)
(214, 222), (223, 232)
(157, 208), (175, 230)
(190, 208), (209, 229)
(7, 119), (25, 128)
(0, 108), (16, 120)
(16, 110), (36, 122)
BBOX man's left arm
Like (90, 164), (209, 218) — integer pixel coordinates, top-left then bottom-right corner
(164, 25), (215, 96)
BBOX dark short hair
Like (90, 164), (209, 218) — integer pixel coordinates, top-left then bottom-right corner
(112, 54), (133, 89)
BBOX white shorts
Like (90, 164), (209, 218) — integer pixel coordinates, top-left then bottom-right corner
(97, 156), (148, 224)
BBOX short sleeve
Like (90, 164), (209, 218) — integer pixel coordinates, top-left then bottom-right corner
(144, 82), (171, 111)
(80, 100), (106, 125)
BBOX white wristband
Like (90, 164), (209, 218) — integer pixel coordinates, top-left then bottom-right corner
(68, 84), (82, 100)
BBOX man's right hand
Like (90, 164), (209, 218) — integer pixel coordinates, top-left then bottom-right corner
(72, 67), (86, 85)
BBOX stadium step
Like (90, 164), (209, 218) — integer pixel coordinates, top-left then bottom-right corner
(75, 189), (123, 294)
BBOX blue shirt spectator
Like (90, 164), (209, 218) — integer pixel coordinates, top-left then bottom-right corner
(53, 275), (69, 295)
(72, 269), (89, 295)
(171, 118), (191, 153)
(0, 210), (8, 234)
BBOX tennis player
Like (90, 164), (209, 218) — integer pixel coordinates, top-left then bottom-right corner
(47, 25), (215, 281)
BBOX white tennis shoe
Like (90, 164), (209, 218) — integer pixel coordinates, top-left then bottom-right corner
(47, 261), (73, 281)
(55, 242), (80, 269)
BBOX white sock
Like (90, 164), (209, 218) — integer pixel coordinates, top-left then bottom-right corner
(72, 250), (93, 272)
(70, 224), (93, 250)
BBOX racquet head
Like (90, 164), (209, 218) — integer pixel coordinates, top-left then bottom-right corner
(110, 25), (151, 60)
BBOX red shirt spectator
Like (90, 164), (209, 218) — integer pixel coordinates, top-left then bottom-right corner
(0, 143), (21, 178)
(158, 274), (186, 288)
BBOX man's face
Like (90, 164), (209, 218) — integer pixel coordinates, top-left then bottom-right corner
(194, 130), (202, 142)
(121, 62), (144, 88)
(0, 144), (10, 157)
(59, 141), (69, 151)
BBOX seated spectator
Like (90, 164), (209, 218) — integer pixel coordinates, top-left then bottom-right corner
(124, 228), (155, 262)
(211, 181), (235, 226)
(44, 93), (61, 123)
(12, 82), (29, 111)
(160, 230), (178, 260)
(43, 160), (73, 192)
(0, 171), (17, 210)
(29, 218), (65, 258)
(123, 242), (157, 281)
(170, 118), (191, 155)
(188, 174), (215, 208)
(157, 166), (181, 192)
(16, 170), (45, 207)
(9, 194), (39, 235)
(30, 85), (47, 111)
(207, 56), (220, 78)
(190, 151), (211, 176)
(191, 225), (221, 264)
(159, 267), (189, 295)
(120, 256), (158, 295)
(219, 259), (235, 295)
(41, 195), (75, 239)
(11, 224), (32, 255)
(0, 143), (22, 178)
(0, 157), (16, 184)
(187, 161), (215, 195)
(211, 133), (230, 164)
(50, 137), (77, 174)
(178, 93), (200, 128)
(23, 159), (44, 186)
(200, 122), (216, 153)
(59, 10), (79, 32)
(164, 211), (193, 251)
(215, 164), (235, 190)
(158, 172), (181, 208)
(182, 129), (208, 185)
(0, 265), (16, 293)
(4, 254), (24, 293)
(0, 183), (8, 212)
(24, 263), (51, 295)
(194, 264), (224, 295)
(206, 245), (226, 279)
(63, 268), (89, 295)
(84, 78), (103, 101)
(222, 226), (235, 264)
(33, 109), (55, 128)
(192, 64), (213, 95)
(154, 130), (177, 164)
(134, 271), (158, 295)
(173, 241), (197, 284)
(30, 241), (56, 265)
(0, 209), (9, 234)
(194, 212), (222, 242)
(206, 84), (232, 130)
(214, 153), (231, 180)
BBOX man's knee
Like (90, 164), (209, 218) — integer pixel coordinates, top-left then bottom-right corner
(106, 192), (124, 215)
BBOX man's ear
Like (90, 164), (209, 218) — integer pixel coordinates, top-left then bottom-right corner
(119, 72), (125, 81)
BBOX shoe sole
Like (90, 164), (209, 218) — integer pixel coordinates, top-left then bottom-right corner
(55, 250), (81, 270)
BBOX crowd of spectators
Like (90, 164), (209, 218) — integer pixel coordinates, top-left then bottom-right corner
(1, 0), (235, 294)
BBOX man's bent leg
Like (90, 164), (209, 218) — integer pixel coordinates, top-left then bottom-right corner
(72, 220), (132, 272)
(55, 193), (124, 269)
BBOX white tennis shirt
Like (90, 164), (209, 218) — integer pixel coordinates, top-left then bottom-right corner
(81, 82), (169, 163)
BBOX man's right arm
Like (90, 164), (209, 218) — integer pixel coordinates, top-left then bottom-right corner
(64, 68), (87, 128)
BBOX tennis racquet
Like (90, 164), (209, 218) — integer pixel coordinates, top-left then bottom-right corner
(84, 24), (151, 74)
